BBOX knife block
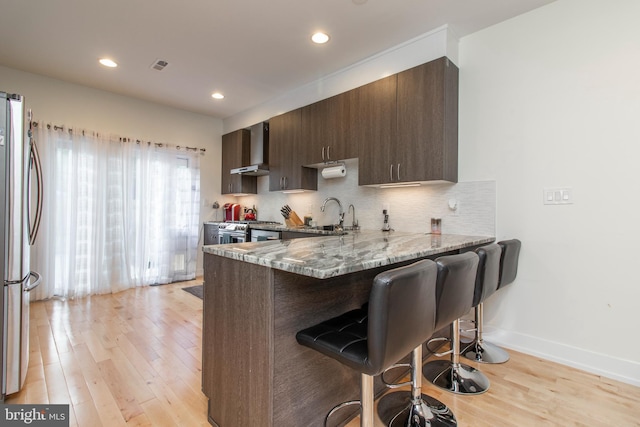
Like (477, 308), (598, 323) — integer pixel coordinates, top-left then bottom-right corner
(284, 211), (304, 227)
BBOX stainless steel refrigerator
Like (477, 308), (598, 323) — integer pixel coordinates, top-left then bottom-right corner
(0, 91), (43, 402)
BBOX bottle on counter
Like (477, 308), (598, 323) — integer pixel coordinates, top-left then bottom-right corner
(431, 218), (442, 235)
(382, 209), (391, 231)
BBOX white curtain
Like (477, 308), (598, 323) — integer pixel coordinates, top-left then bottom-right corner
(30, 124), (201, 300)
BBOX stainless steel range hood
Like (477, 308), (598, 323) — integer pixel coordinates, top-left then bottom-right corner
(230, 122), (269, 176)
(230, 163), (269, 176)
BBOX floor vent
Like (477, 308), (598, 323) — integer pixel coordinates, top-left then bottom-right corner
(150, 59), (169, 71)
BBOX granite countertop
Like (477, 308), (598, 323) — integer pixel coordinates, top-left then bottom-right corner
(251, 223), (347, 235)
(203, 230), (494, 279)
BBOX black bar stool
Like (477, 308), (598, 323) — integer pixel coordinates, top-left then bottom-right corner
(422, 252), (490, 395)
(296, 259), (456, 427)
(463, 239), (521, 364)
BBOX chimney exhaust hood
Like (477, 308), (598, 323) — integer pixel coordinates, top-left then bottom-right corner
(230, 122), (269, 176)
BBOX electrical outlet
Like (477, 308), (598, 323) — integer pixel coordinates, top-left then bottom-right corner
(448, 198), (459, 216)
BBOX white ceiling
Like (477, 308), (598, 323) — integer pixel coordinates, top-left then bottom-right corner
(0, 0), (554, 119)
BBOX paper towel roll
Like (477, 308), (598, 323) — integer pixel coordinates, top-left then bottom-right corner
(321, 165), (346, 179)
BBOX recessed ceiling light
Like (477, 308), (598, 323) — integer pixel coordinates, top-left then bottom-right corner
(211, 92), (224, 100)
(99, 58), (118, 68)
(311, 32), (330, 44)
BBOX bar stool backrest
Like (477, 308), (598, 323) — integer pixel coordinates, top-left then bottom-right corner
(497, 239), (522, 290)
(473, 244), (502, 307)
(367, 259), (438, 376)
(433, 252), (479, 332)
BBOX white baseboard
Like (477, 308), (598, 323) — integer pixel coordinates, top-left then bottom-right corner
(485, 328), (640, 387)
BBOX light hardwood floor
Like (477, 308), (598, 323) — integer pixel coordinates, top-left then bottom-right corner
(7, 279), (640, 426)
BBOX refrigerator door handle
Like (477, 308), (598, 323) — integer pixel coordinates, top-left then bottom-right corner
(28, 130), (43, 246)
(25, 271), (42, 292)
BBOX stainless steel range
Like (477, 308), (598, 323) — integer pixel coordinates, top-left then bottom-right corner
(218, 222), (249, 244)
(206, 221), (280, 245)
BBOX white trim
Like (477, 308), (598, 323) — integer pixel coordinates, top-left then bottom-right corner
(486, 328), (640, 387)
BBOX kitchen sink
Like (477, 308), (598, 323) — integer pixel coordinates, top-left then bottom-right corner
(316, 224), (340, 231)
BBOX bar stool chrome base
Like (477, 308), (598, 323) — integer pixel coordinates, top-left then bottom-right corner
(378, 391), (456, 427)
(461, 301), (510, 364)
(378, 345), (456, 426)
(462, 340), (510, 364)
(422, 360), (490, 395)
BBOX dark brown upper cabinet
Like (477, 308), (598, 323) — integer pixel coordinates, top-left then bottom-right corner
(268, 109), (317, 192)
(358, 56), (458, 186)
(226, 56), (458, 192)
(353, 75), (398, 186)
(300, 91), (355, 166)
(221, 129), (257, 195)
(394, 56), (458, 184)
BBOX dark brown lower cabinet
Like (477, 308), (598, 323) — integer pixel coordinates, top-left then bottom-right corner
(201, 239), (478, 425)
(203, 255), (416, 426)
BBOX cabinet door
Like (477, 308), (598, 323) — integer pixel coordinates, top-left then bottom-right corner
(396, 57), (458, 183)
(353, 75), (397, 185)
(327, 92), (354, 161)
(269, 110), (316, 191)
(221, 129), (256, 194)
(300, 101), (325, 166)
(301, 92), (351, 166)
(268, 111), (293, 191)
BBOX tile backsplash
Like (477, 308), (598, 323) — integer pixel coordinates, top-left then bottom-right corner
(210, 159), (495, 236)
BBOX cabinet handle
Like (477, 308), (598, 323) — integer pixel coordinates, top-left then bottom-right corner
(280, 177), (284, 190)
(322, 146), (325, 161)
(327, 145), (331, 161)
(284, 176), (288, 189)
(397, 163), (401, 181)
(389, 164), (394, 182)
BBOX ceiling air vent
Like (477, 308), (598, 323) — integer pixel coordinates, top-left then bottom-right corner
(150, 59), (169, 71)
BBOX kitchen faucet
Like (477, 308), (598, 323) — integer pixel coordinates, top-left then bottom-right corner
(348, 204), (359, 230)
(321, 197), (344, 228)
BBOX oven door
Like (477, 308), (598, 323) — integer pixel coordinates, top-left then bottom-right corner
(219, 231), (246, 244)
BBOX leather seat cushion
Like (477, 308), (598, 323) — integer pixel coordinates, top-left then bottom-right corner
(296, 309), (370, 373)
(296, 259), (438, 376)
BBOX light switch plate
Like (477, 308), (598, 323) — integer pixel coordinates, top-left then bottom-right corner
(543, 187), (573, 205)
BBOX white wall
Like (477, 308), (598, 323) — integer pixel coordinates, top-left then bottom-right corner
(458, 0), (640, 385)
(0, 65), (222, 276)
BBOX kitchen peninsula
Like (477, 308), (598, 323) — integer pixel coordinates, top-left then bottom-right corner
(202, 231), (493, 427)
